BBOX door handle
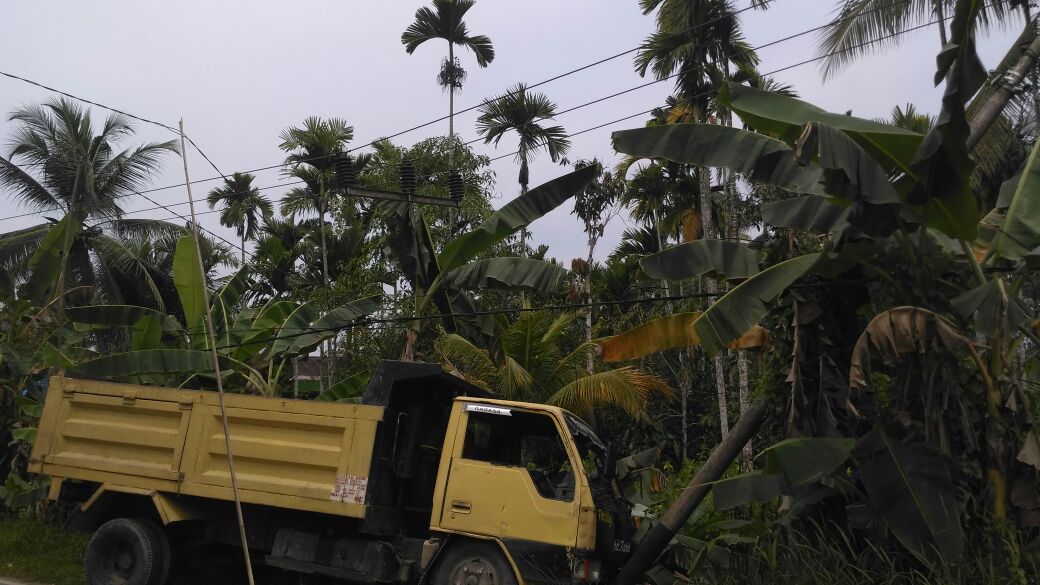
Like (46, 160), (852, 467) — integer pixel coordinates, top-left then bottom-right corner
(451, 500), (472, 514)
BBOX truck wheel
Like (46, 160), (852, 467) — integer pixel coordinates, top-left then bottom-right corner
(84, 517), (165, 585)
(140, 519), (172, 585)
(432, 542), (518, 585)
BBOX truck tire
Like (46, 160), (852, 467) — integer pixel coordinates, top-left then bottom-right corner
(431, 542), (519, 585)
(139, 518), (172, 585)
(84, 517), (166, 585)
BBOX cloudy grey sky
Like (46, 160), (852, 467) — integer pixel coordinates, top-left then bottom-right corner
(0, 1), (1027, 265)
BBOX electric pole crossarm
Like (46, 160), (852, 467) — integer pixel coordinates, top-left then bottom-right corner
(345, 186), (460, 208)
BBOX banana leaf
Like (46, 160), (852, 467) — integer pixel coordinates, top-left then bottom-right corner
(719, 82), (923, 174)
(713, 438), (854, 510)
(904, 0), (985, 241)
(713, 472), (787, 510)
(600, 313), (766, 362)
(798, 122), (904, 236)
(19, 216), (77, 305)
(232, 300), (300, 357)
(990, 138), (1040, 262)
(76, 349), (246, 378)
(694, 253), (821, 354)
(315, 371), (370, 402)
(131, 315), (164, 352)
(269, 302), (318, 358)
(762, 437), (855, 486)
(611, 123), (828, 196)
(288, 294), (381, 354)
(388, 203), (441, 291)
(212, 267), (250, 338)
(441, 257), (569, 293)
(639, 240), (760, 281)
(173, 235), (207, 348)
(951, 280), (1031, 337)
(438, 165), (599, 272)
(761, 196), (849, 234)
(66, 305), (180, 332)
(856, 427), (964, 566)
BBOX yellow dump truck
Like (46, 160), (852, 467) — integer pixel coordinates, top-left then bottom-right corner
(29, 361), (634, 585)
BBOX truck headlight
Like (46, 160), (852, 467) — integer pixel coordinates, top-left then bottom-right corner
(572, 558), (601, 583)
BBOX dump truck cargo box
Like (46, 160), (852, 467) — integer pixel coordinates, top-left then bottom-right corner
(29, 376), (384, 518)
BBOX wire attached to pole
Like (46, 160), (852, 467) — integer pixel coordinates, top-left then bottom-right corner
(178, 119), (257, 585)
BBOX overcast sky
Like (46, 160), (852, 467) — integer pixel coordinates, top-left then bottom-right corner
(0, 0), (1027, 266)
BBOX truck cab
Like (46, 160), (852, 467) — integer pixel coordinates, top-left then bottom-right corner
(430, 398), (627, 585)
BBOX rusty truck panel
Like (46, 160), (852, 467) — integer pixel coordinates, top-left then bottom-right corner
(29, 376), (383, 518)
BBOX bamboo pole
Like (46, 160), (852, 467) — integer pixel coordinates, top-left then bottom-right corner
(178, 120), (256, 585)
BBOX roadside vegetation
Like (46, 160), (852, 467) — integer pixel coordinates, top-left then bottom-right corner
(0, 515), (86, 585)
(2, 0), (1040, 583)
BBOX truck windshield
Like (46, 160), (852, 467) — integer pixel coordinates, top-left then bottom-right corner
(563, 413), (607, 479)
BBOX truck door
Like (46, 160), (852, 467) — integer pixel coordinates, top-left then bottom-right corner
(437, 404), (579, 547)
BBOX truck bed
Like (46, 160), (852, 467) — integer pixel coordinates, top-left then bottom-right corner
(29, 376), (383, 518)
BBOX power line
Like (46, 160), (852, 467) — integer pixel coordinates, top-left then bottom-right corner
(144, 279), (868, 352)
(0, 8), (956, 263)
(0, 0), (911, 218)
(0, 0), (918, 229)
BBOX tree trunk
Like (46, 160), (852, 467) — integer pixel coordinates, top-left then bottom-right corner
(737, 349), (752, 470)
(319, 197), (330, 393)
(448, 43), (455, 142)
(241, 234), (246, 266)
(679, 350), (691, 460)
(700, 164), (728, 439)
(934, 1), (948, 47)
(967, 25), (1040, 150)
(699, 166), (714, 239)
(615, 399), (770, 585)
(586, 233), (595, 373)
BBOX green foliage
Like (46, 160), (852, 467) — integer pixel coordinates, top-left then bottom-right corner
(0, 515), (88, 585)
(436, 311), (672, 419)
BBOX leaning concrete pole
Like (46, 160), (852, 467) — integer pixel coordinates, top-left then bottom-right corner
(615, 398), (770, 585)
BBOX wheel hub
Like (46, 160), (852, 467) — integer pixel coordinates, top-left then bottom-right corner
(450, 559), (498, 585)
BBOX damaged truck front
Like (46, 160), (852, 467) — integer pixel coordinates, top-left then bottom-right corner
(29, 361), (635, 585)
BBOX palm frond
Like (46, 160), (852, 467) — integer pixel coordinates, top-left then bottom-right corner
(0, 156), (61, 212)
(547, 367), (673, 419)
(435, 333), (497, 383)
(497, 355), (533, 399)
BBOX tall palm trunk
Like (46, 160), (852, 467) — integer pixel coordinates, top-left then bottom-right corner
(448, 43), (455, 141)
(699, 164), (729, 439)
(737, 350), (751, 468)
(318, 186), (331, 393)
(518, 153), (529, 307)
(586, 233), (595, 373)
(241, 234), (246, 265)
(934, 1), (948, 46)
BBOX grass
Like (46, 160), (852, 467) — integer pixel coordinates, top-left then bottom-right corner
(0, 515), (86, 585)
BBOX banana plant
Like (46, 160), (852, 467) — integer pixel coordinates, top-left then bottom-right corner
(606, 0), (1037, 569)
(387, 164), (598, 359)
(67, 235), (380, 395)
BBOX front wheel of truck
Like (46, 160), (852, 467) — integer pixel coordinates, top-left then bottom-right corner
(84, 517), (169, 585)
(431, 542), (519, 585)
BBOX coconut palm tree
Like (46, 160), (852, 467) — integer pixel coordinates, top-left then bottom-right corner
(0, 98), (180, 309)
(278, 117), (354, 289)
(206, 172), (273, 264)
(402, 0), (495, 142)
(436, 311), (672, 420)
(816, 0), (1024, 79)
